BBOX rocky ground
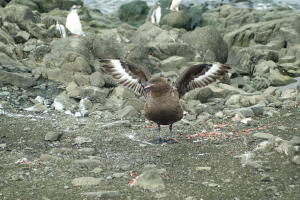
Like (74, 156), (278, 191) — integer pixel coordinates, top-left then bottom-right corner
(0, 0), (300, 199)
(0, 101), (300, 200)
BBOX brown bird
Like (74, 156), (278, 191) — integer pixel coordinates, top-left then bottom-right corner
(100, 59), (230, 143)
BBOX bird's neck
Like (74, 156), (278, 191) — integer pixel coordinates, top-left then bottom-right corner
(148, 86), (173, 97)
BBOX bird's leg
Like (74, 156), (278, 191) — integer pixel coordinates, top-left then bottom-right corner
(169, 124), (173, 133)
(157, 124), (163, 143)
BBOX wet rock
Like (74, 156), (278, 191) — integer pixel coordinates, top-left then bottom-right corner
(74, 136), (93, 145)
(161, 11), (191, 30)
(81, 190), (121, 198)
(134, 166), (165, 191)
(72, 177), (104, 187)
(44, 131), (63, 141)
(118, 0), (149, 27)
(181, 26), (228, 63)
(72, 159), (101, 169)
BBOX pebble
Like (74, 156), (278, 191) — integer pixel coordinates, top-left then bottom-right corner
(290, 136), (300, 145)
(73, 136), (93, 145)
(202, 182), (219, 187)
(112, 172), (126, 178)
(292, 155), (300, 165)
(81, 190), (121, 198)
(101, 120), (131, 129)
(252, 132), (274, 140)
(134, 167), (165, 191)
(72, 177), (104, 187)
(91, 167), (103, 173)
(275, 141), (294, 156)
(195, 166), (212, 171)
(78, 148), (96, 155)
(72, 159), (101, 169)
(260, 174), (273, 182)
(40, 154), (61, 161)
(24, 104), (48, 112)
(44, 131), (63, 141)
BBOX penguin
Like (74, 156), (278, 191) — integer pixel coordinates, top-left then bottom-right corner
(66, 5), (84, 36)
(170, 0), (182, 11)
(55, 21), (67, 38)
(150, 2), (162, 25)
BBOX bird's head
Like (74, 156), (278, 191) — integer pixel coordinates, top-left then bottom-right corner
(142, 76), (171, 94)
(71, 5), (81, 10)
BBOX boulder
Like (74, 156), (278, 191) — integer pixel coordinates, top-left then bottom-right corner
(116, 105), (140, 119)
(43, 37), (92, 80)
(92, 32), (124, 59)
(33, 0), (83, 12)
(118, 0), (149, 27)
(0, 69), (36, 88)
(160, 56), (186, 71)
(0, 28), (15, 44)
(228, 47), (278, 75)
(90, 71), (105, 88)
(8, 0), (39, 10)
(1, 4), (40, 24)
(181, 26), (228, 63)
(269, 68), (296, 86)
(52, 92), (78, 111)
(161, 11), (191, 30)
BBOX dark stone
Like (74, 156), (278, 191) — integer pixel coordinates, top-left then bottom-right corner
(161, 11), (191, 30)
(118, 0), (149, 27)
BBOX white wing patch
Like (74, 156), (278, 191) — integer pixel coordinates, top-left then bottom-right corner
(188, 63), (225, 90)
(104, 59), (144, 94)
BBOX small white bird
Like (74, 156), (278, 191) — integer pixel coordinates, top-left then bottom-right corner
(66, 5), (84, 36)
(170, 0), (183, 11)
(55, 22), (67, 38)
(150, 2), (161, 25)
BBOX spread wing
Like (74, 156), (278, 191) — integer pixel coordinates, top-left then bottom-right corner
(175, 63), (230, 98)
(100, 59), (150, 96)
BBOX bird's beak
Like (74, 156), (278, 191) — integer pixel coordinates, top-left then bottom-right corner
(142, 82), (154, 90)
